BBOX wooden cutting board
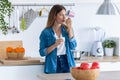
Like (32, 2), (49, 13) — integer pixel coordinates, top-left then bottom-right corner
(0, 40), (23, 59)
(0, 57), (41, 65)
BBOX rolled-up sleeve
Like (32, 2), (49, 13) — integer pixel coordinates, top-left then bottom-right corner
(39, 31), (48, 56)
(69, 36), (77, 50)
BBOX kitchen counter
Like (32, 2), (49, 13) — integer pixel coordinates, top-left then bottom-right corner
(0, 57), (44, 66)
(1, 56), (120, 66)
(37, 71), (120, 80)
(0, 56), (120, 80)
(76, 56), (120, 63)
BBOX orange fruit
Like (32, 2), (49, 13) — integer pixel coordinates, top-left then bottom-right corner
(14, 47), (25, 53)
(6, 47), (13, 53)
(19, 47), (25, 53)
(14, 47), (20, 53)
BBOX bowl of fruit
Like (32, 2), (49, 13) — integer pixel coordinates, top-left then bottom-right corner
(70, 62), (100, 80)
(6, 47), (25, 59)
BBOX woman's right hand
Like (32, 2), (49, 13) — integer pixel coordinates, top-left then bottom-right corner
(54, 38), (63, 47)
(46, 38), (63, 54)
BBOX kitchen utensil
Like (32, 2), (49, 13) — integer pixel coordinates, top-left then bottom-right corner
(20, 7), (27, 31)
(20, 8), (37, 30)
(8, 11), (11, 30)
(11, 8), (16, 33)
(39, 7), (49, 17)
(20, 16), (26, 31)
(71, 50), (87, 60)
(11, 7), (20, 34)
(15, 6), (20, 33)
(91, 27), (105, 57)
(71, 50), (80, 60)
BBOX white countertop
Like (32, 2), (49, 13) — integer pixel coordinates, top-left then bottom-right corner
(37, 71), (120, 80)
(76, 56), (120, 63)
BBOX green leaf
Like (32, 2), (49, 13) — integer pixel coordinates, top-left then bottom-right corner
(103, 40), (116, 48)
(0, 0), (13, 35)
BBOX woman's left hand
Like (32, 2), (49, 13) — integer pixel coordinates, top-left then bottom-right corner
(65, 18), (74, 38)
(66, 18), (72, 31)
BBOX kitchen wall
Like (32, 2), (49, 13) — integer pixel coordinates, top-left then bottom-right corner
(3, 0), (120, 57)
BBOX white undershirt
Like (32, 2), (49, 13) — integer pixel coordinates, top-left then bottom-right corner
(54, 32), (66, 56)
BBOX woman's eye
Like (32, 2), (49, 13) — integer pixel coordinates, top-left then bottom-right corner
(59, 14), (63, 16)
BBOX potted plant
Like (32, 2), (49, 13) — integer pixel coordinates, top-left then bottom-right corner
(103, 40), (116, 56)
(0, 0), (13, 35)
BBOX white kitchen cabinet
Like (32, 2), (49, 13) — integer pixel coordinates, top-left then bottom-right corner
(1, 62), (120, 80)
(0, 65), (44, 80)
(100, 62), (120, 71)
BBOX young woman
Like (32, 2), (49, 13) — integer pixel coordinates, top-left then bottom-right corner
(39, 4), (77, 73)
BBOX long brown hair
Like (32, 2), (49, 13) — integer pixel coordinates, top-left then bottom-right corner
(46, 4), (66, 28)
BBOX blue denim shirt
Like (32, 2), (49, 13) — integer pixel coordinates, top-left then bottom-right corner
(39, 26), (77, 73)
